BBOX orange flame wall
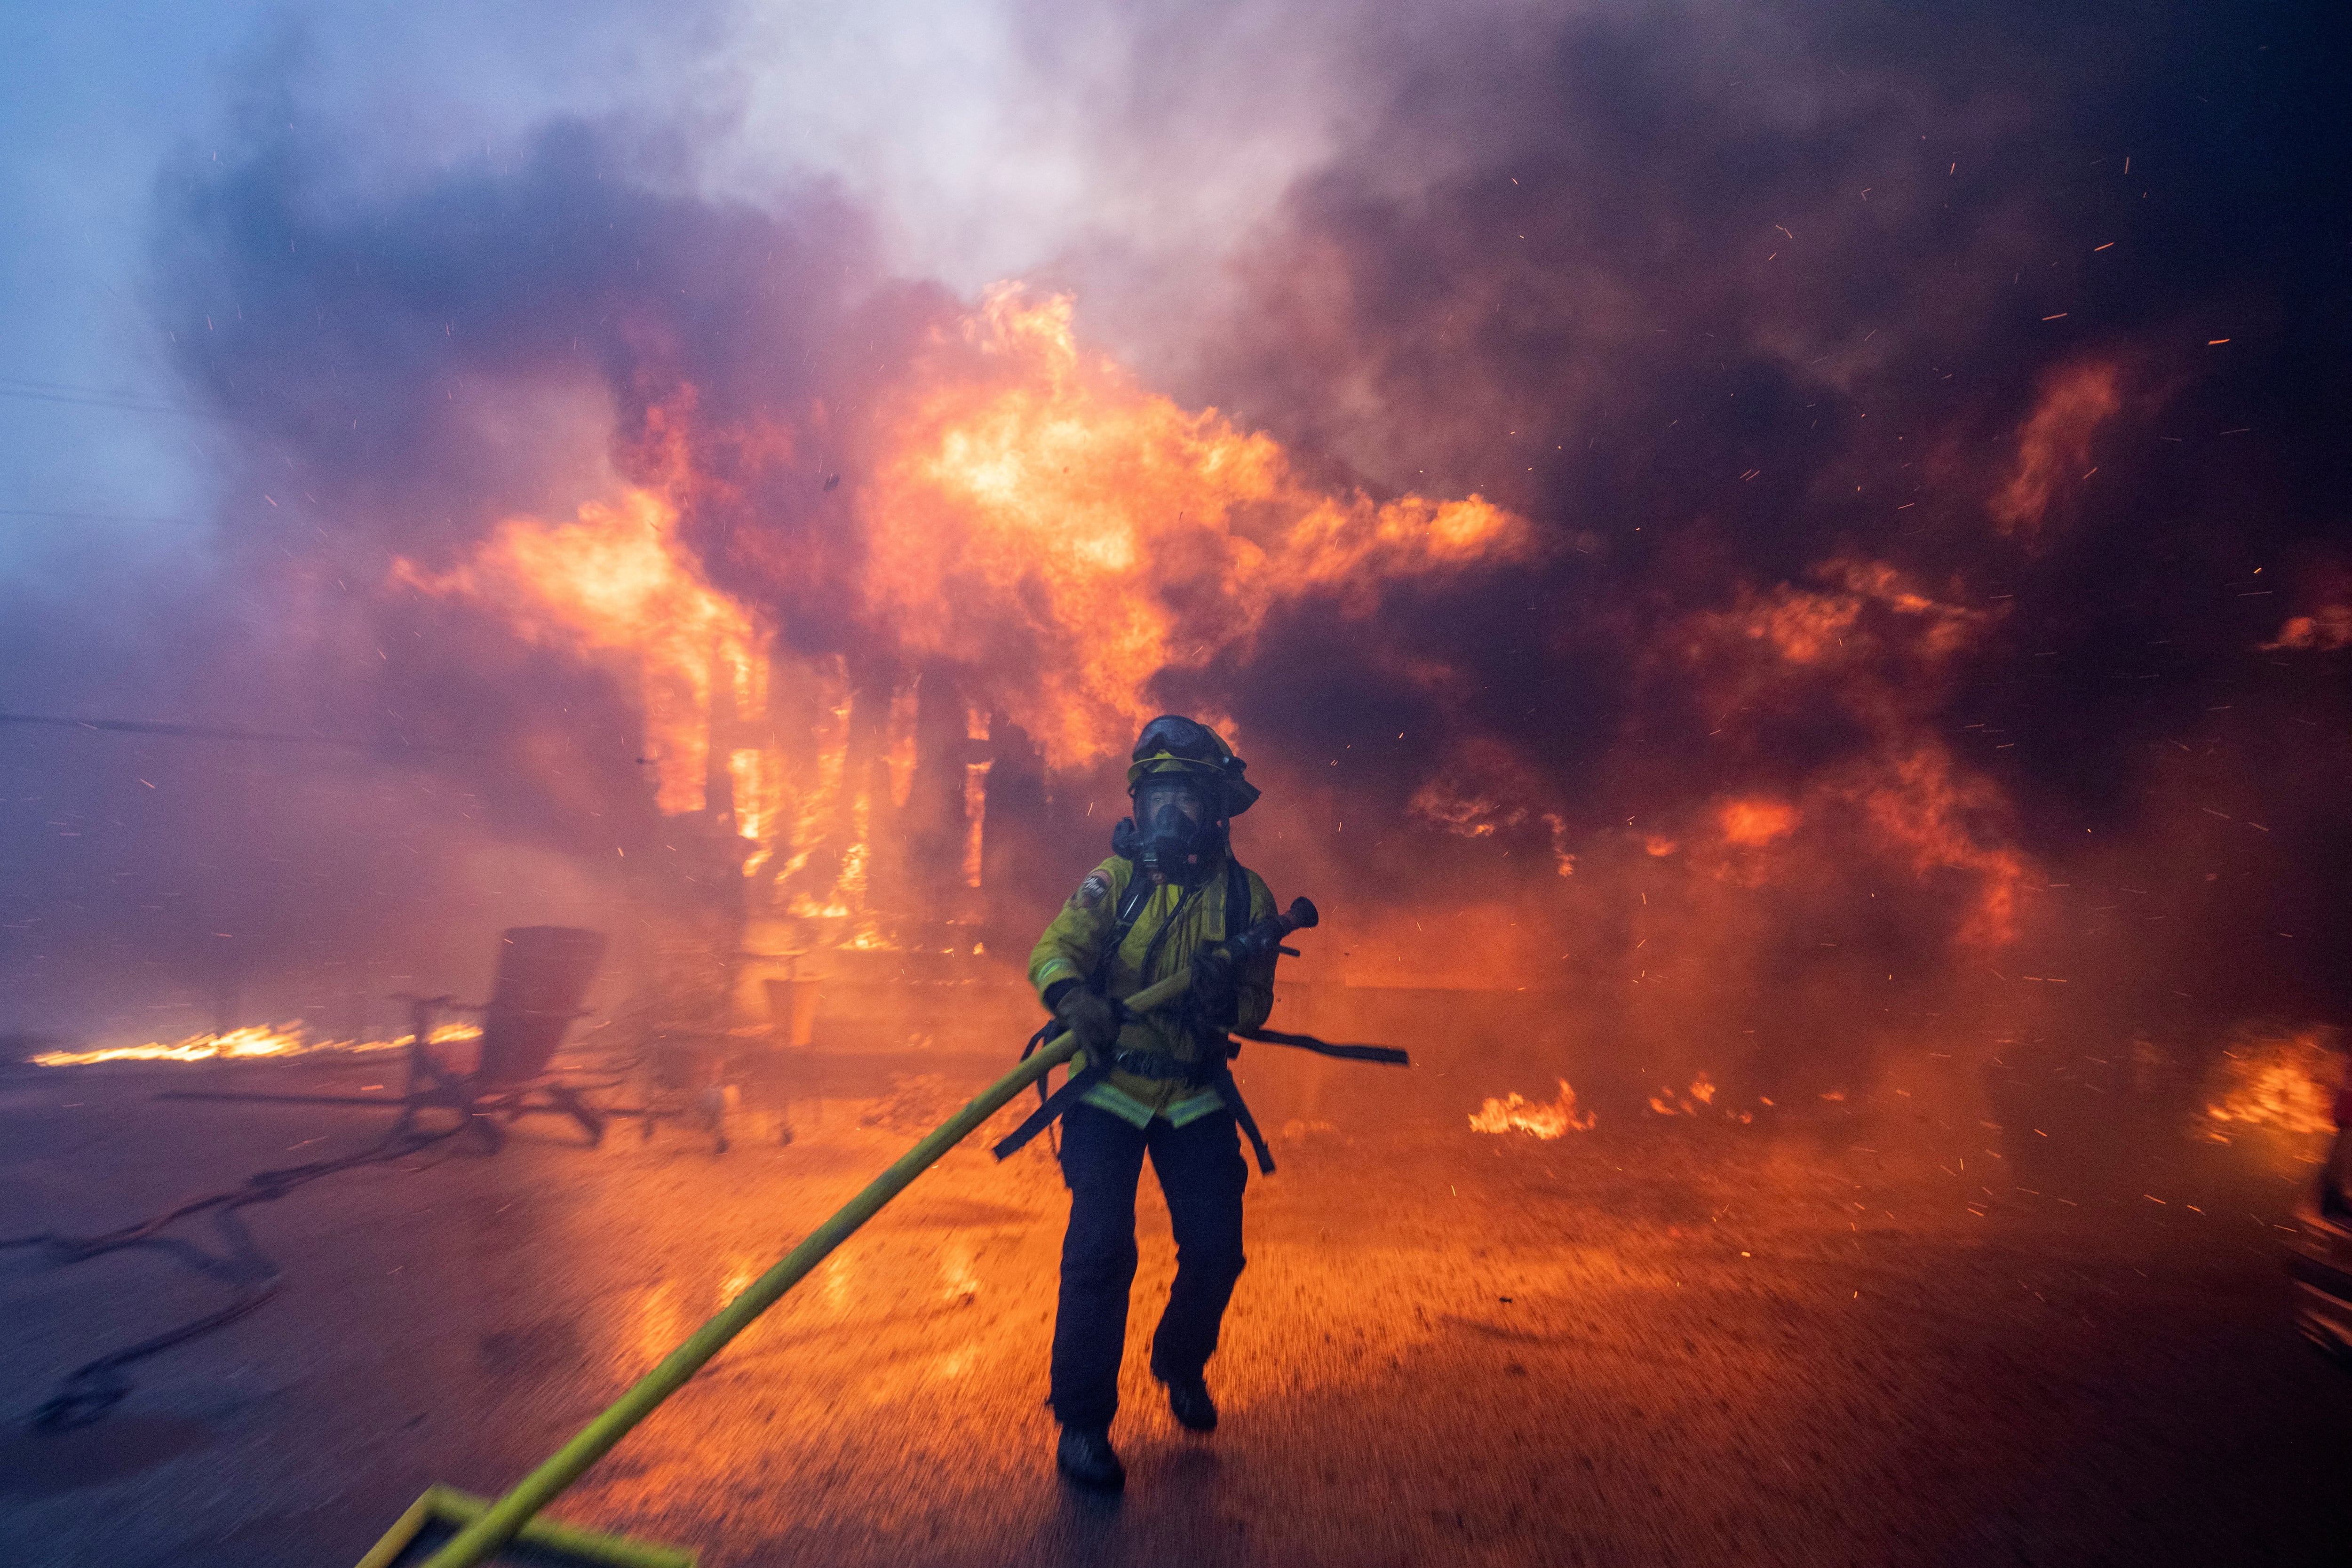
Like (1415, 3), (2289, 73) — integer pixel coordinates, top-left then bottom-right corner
(390, 282), (2056, 1014)
(391, 285), (1545, 971)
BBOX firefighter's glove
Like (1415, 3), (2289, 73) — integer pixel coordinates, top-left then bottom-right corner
(1189, 945), (1239, 1021)
(1056, 988), (1122, 1051)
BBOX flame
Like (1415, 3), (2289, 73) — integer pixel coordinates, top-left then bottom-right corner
(2201, 1028), (2343, 1138)
(1470, 1079), (1596, 1137)
(394, 486), (760, 815)
(779, 669), (857, 915)
(1412, 782), (1508, 837)
(962, 767), (992, 890)
(1678, 560), (2029, 946)
(2261, 605), (2352, 652)
(1718, 801), (1796, 847)
(838, 787), (872, 912)
(387, 282), (1529, 971)
(730, 748), (779, 843)
(1712, 559), (1987, 673)
(32, 1020), (478, 1068)
(1545, 813), (1577, 876)
(1648, 1073), (1717, 1116)
(1844, 744), (2025, 945)
(1411, 737), (1542, 840)
(861, 285), (1534, 767)
(884, 684), (920, 811)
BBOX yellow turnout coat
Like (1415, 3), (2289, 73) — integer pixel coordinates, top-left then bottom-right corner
(1028, 854), (1276, 1127)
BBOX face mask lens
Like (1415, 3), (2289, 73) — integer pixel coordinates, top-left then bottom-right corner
(1137, 782), (1205, 825)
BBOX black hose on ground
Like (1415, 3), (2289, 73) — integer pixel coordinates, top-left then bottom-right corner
(1, 1115), (472, 1429)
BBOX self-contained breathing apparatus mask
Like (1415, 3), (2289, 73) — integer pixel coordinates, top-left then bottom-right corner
(1115, 775), (1220, 886)
(1110, 714), (1254, 887)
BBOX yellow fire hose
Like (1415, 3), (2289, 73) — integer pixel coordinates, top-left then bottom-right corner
(360, 964), (1200, 1568)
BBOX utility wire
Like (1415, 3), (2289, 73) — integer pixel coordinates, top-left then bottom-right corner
(0, 374), (193, 396)
(0, 387), (229, 419)
(0, 375), (226, 420)
(0, 509), (215, 527)
(0, 712), (484, 758)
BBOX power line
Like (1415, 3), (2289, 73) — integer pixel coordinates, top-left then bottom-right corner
(0, 387), (228, 419)
(0, 375), (184, 396)
(0, 712), (482, 757)
(0, 509), (214, 527)
(0, 375), (227, 420)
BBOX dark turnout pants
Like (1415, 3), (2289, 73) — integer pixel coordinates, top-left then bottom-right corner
(1049, 1100), (1248, 1431)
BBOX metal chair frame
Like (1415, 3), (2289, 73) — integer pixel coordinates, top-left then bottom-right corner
(390, 994), (605, 1152)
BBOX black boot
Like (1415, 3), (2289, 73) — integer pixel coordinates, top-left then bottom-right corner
(1152, 1361), (1218, 1433)
(1056, 1425), (1126, 1490)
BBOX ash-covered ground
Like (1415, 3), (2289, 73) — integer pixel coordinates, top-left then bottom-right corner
(3, 997), (2344, 1568)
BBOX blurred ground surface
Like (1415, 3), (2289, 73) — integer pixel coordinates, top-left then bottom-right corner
(2, 1021), (2347, 1568)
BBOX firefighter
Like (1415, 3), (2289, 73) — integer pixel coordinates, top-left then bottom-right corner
(1026, 715), (1278, 1491)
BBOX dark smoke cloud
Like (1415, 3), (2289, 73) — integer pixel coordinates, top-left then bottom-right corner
(1174, 0), (2352, 1041)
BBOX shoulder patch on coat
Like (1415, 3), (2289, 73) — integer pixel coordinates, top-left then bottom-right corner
(1070, 870), (1112, 911)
